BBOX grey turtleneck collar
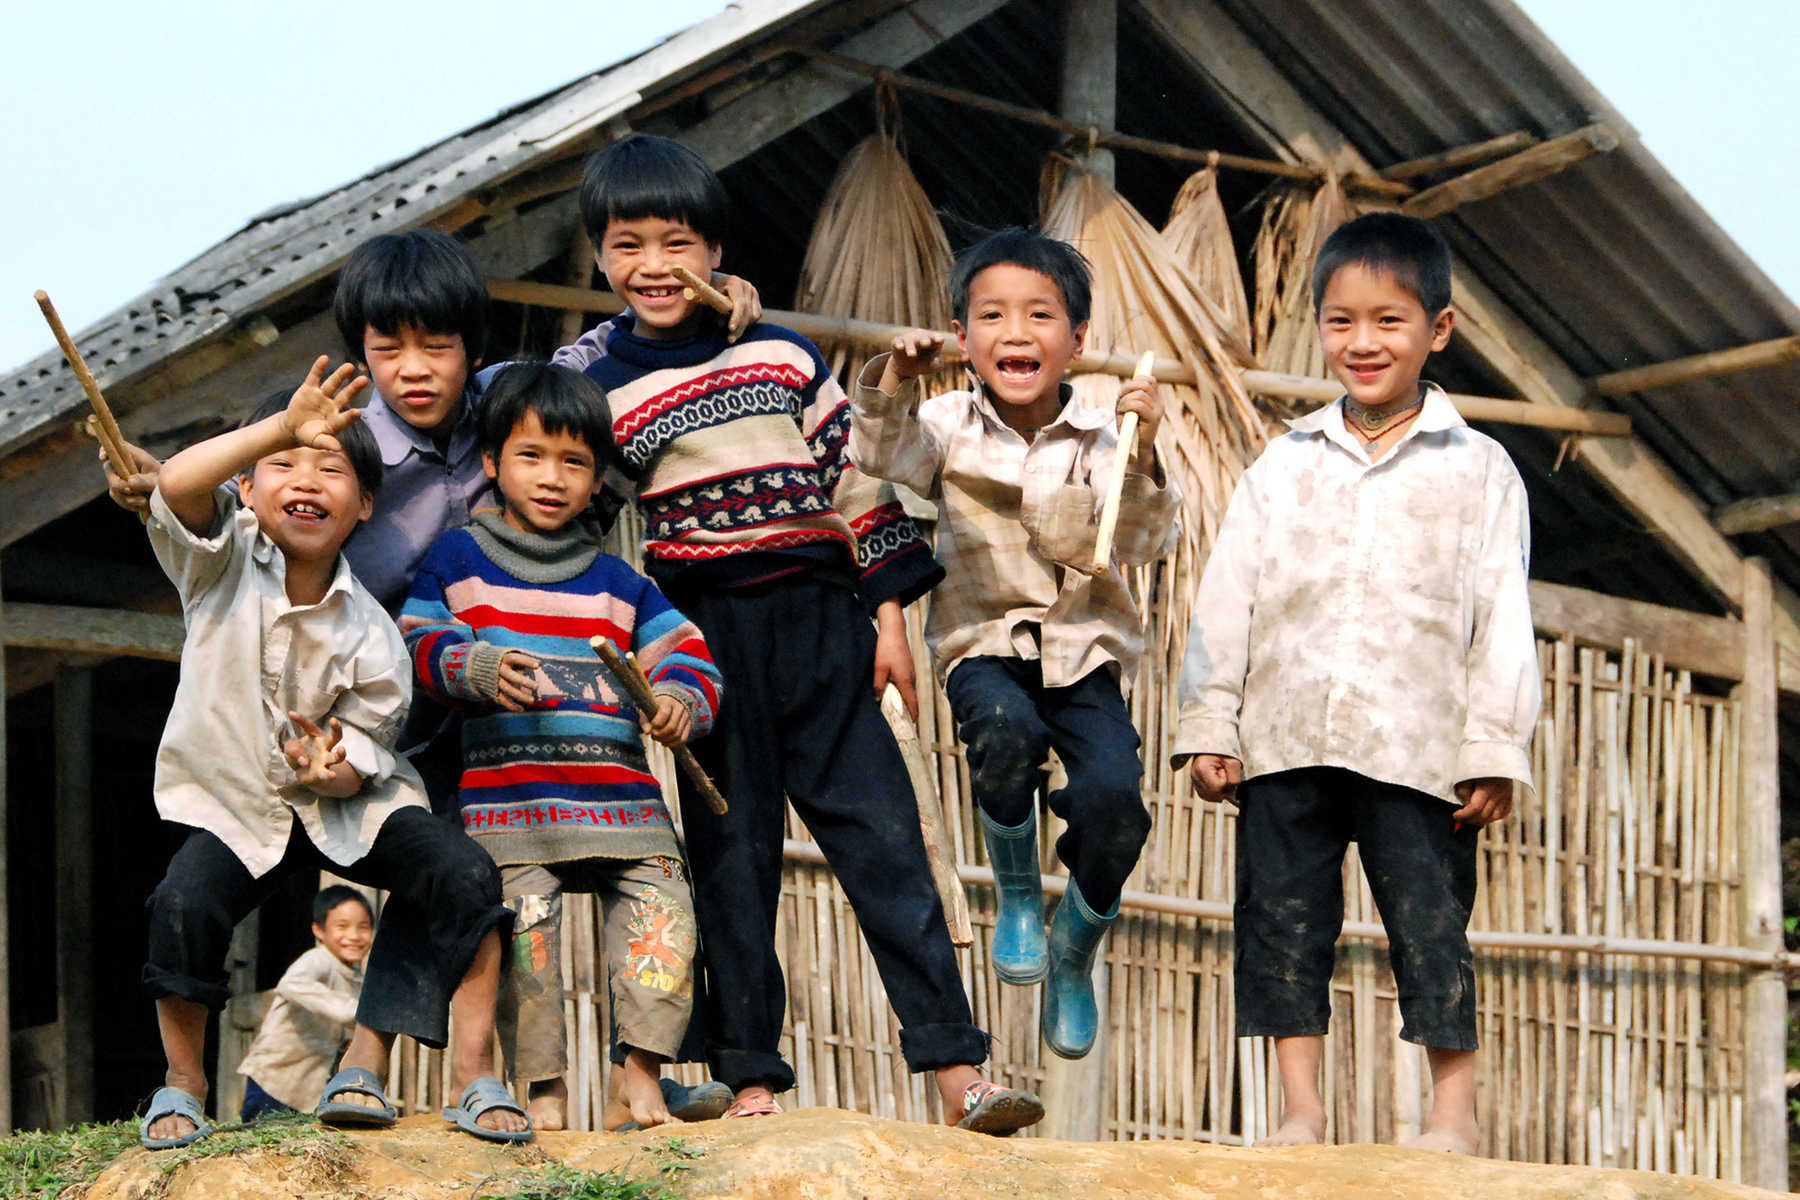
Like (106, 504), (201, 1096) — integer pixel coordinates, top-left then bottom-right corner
(469, 510), (601, 584)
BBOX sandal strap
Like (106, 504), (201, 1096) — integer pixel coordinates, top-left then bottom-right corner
(961, 1079), (1009, 1106)
(145, 1085), (207, 1123)
(722, 1095), (782, 1118)
(455, 1075), (527, 1118)
(322, 1067), (389, 1104)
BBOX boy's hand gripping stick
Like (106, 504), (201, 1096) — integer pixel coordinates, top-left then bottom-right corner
(668, 264), (734, 315)
(35, 289), (145, 520)
(879, 684), (975, 948)
(1089, 351), (1157, 576)
(590, 636), (729, 815)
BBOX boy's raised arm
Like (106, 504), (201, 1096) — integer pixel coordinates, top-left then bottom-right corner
(848, 332), (950, 497)
(157, 357), (367, 533)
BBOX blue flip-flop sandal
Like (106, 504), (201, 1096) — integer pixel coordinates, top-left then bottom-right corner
(316, 1065), (398, 1127)
(139, 1085), (213, 1150)
(442, 1075), (533, 1143)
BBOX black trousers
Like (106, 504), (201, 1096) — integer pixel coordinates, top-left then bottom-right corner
(945, 655), (1151, 913)
(144, 806), (512, 1048)
(664, 574), (988, 1092)
(1234, 766), (1479, 1050)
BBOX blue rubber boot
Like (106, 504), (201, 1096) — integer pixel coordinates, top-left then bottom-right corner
(1040, 878), (1117, 1059)
(979, 809), (1048, 984)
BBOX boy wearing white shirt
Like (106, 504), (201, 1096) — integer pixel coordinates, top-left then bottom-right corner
(1175, 213), (1539, 1156)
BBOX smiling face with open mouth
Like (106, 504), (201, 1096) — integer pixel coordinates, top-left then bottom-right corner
(239, 444), (373, 567)
(597, 214), (724, 341)
(1317, 261), (1454, 414)
(953, 262), (1088, 436)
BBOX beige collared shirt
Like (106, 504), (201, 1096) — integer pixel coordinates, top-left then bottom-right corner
(1172, 385), (1539, 803)
(237, 945), (362, 1109)
(147, 488), (427, 878)
(851, 358), (1181, 687)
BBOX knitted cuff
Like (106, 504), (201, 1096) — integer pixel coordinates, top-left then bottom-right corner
(651, 684), (701, 733)
(463, 641), (508, 703)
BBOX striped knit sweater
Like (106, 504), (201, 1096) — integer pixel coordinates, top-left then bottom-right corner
(576, 316), (942, 609)
(397, 512), (721, 865)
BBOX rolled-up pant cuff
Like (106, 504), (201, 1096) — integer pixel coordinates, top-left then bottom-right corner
(710, 1047), (795, 1094)
(141, 964), (230, 1012)
(897, 1022), (991, 1074)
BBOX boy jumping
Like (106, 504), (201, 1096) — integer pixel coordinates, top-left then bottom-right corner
(400, 361), (724, 1132)
(557, 133), (1042, 1134)
(850, 229), (1178, 1059)
(137, 363), (527, 1147)
(1176, 212), (1538, 1154)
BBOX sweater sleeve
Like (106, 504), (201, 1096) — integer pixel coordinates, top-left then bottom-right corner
(396, 542), (507, 707)
(797, 340), (943, 611)
(626, 571), (724, 737)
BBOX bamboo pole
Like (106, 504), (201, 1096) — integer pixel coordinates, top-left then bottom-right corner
(1379, 130), (1537, 181)
(878, 685), (974, 946)
(1399, 124), (1619, 220)
(589, 637), (727, 814)
(1735, 558), (1786, 1192)
(1713, 491), (1800, 536)
(1091, 351), (1156, 574)
(1590, 333), (1800, 397)
(485, 278), (1632, 437)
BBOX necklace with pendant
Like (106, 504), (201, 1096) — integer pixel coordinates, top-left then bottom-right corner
(1344, 394), (1424, 443)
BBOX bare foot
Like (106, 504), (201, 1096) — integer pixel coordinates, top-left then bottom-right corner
(616, 1051), (673, 1129)
(1261, 1109), (1327, 1146)
(1405, 1118), (1480, 1155)
(527, 1077), (568, 1132)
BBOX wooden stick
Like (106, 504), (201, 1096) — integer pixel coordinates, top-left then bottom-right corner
(1379, 130), (1537, 181)
(1091, 351), (1157, 575)
(668, 264), (733, 315)
(1590, 333), (1800, 397)
(35, 290), (133, 476)
(588, 636), (728, 814)
(878, 684), (974, 947)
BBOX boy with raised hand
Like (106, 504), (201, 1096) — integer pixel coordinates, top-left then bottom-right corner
(237, 885), (375, 1121)
(563, 133), (1042, 1135)
(1177, 212), (1538, 1154)
(399, 361), (724, 1133)
(849, 228), (1179, 1061)
(136, 360), (527, 1148)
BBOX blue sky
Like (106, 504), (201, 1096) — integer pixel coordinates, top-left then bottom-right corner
(3, 1), (1795, 372)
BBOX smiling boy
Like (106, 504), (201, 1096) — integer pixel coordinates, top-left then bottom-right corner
(136, 360), (523, 1148)
(1175, 212), (1539, 1154)
(850, 228), (1179, 1060)
(560, 134), (1041, 1134)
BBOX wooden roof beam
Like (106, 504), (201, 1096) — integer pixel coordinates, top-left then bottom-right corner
(1590, 333), (1800, 396)
(1400, 123), (1619, 220)
(1380, 130), (1537, 181)
(1716, 492), (1800, 537)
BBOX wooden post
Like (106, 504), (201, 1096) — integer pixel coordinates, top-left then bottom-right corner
(214, 912), (260, 1124)
(53, 669), (94, 1126)
(0, 558), (10, 1133)
(1735, 557), (1786, 1192)
(1058, 0), (1116, 183)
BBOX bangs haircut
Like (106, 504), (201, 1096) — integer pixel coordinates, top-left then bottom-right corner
(950, 227), (1093, 325)
(1312, 212), (1452, 316)
(243, 388), (383, 496)
(334, 229), (488, 363)
(479, 361), (619, 470)
(580, 134), (730, 247)
(312, 884), (372, 927)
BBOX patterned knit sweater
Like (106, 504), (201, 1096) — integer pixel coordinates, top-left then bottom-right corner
(578, 316), (942, 610)
(397, 512), (721, 865)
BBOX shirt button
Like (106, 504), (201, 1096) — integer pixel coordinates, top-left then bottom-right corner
(1025, 463), (1038, 474)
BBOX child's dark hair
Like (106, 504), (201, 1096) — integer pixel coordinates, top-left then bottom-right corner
(950, 228), (1093, 326)
(242, 389), (382, 495)
(579, 134), (731, 247)
(479, 361), (619, 468)
(334, 229), (488, 364)
(312, 885), (373, 928)
(1311, 212), (1452, 315)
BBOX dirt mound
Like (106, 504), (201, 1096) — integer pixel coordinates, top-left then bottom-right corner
(80, 1108), (1781, 1199)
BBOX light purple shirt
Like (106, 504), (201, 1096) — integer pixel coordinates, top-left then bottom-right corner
(345, 387), (493, 613)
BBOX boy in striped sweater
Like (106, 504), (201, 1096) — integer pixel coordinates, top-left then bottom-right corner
(399, 361), (724, 1131)
(552, 133), (1043, 1134)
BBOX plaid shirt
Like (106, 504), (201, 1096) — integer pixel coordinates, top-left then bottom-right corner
(851, 357), (1180, 687)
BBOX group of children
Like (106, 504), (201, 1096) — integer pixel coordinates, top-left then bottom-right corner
(107, 131), (1536, 1158)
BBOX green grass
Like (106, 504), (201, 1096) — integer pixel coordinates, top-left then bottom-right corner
(476, 1162), (681, 1200)
(0, 1112), (351, 1200)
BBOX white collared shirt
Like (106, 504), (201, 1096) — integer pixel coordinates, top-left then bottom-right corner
(852, 359), (1181, 687)
(1172, 385), (1540, 803)
(147, 487), (427, 877)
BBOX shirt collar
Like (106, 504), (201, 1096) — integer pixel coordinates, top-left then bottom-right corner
(969, 381), (1109, 437)
(1285, 382), (1463, 458)
(249, 525), (360, 607)
(363, 384), (481, 468)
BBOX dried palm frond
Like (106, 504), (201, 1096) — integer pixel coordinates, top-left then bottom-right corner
(1162, 166), (1253, 359)
(794, 130), (954, 393)
(1249, 176), (1352, 386)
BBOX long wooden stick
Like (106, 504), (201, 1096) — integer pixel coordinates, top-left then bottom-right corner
(878, 685), (973, 947)
(34, 290), (132, 476)
(668, 264), (733, 315)
(589, 636), (728, 815)
(1090, 351), (1156, 576)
